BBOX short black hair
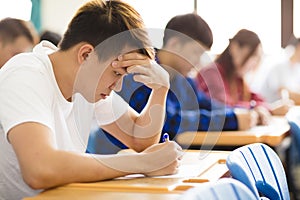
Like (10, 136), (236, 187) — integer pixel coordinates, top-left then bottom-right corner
(40, 30), (62, 46)
(59, 0), (154, 60)
(163, 13), (213, 49)
(0, 17), (34, 45)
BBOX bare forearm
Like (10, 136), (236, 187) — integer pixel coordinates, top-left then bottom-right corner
(133, 87), (168, 142)
(101, 88), (168, 152)
(105, 53), (170, 151)
(22, 150), (130, 189)
(24, 145), (178, 190)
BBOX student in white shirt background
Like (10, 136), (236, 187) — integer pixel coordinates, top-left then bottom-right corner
(258, 38), (300, 104)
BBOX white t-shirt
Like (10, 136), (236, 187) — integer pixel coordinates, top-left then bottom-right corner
(0, 41), (128, 200)
(258, 59), (300, 102)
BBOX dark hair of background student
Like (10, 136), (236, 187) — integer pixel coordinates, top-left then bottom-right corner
(162, 13), (213, 49)
(216, 29), (261, 79)
(40, 30), (62, 46)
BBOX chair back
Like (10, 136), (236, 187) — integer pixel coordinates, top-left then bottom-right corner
(226, 143), (290, 200)
(178, 178), (259, 200)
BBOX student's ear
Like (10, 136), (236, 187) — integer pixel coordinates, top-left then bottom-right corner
(78, 43), (94, 64)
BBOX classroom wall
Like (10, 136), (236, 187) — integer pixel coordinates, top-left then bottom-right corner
(40, 0), (193, 36)
(41, 0), (88, 34)
(41, 0), (178, 48)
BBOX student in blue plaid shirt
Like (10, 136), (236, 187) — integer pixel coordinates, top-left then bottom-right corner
(87, 13), (258, 153)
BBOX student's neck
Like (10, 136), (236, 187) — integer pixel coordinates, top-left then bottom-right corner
(49, 50), (78, 101)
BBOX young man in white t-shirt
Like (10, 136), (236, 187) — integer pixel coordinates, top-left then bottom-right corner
(0, 1), (182, 199)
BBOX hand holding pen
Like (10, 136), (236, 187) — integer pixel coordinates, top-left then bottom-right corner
(163, 133), (169, 142)
(140, 132), (183, 176)
(268, 88), (294, 116)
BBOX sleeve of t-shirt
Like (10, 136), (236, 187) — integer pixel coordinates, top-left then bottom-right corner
(94, 91), (128, 126)
(0, 68), (54, 139)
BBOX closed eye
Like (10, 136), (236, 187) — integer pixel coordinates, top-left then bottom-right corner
(114, 71), (122, 76)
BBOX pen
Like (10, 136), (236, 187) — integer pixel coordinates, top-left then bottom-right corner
(163, 133), (169, 142)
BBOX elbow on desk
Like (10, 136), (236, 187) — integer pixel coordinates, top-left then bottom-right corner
(22, 165), (59, 190)
(129, 135), (160, 153)
(128, 140), (151, 153)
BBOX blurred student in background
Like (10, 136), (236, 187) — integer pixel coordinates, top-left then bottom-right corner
(266, 38), (300, 192)
(0, 17), (35, 68)
(196, 29), (292, 125)
(40, 30), (62, 46)
(87, 14), (258, 154)
(121, 15), (259, 134)
(24, 20), (40, 46)
(258, 38), (300, 105)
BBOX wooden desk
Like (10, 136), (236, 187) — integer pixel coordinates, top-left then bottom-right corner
(176, 116), (290, 147)
(24, 189), (182, 200)
(24, 150), (230, 200)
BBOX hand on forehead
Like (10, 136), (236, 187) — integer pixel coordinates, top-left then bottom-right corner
(111, 51), (149, 72)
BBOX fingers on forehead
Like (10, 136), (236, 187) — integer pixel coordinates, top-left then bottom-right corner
(110, 63), (127, 74)
(119, 59), (148, 68)
(121, 52), (146, 60)
(127, 65), (148, 74)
